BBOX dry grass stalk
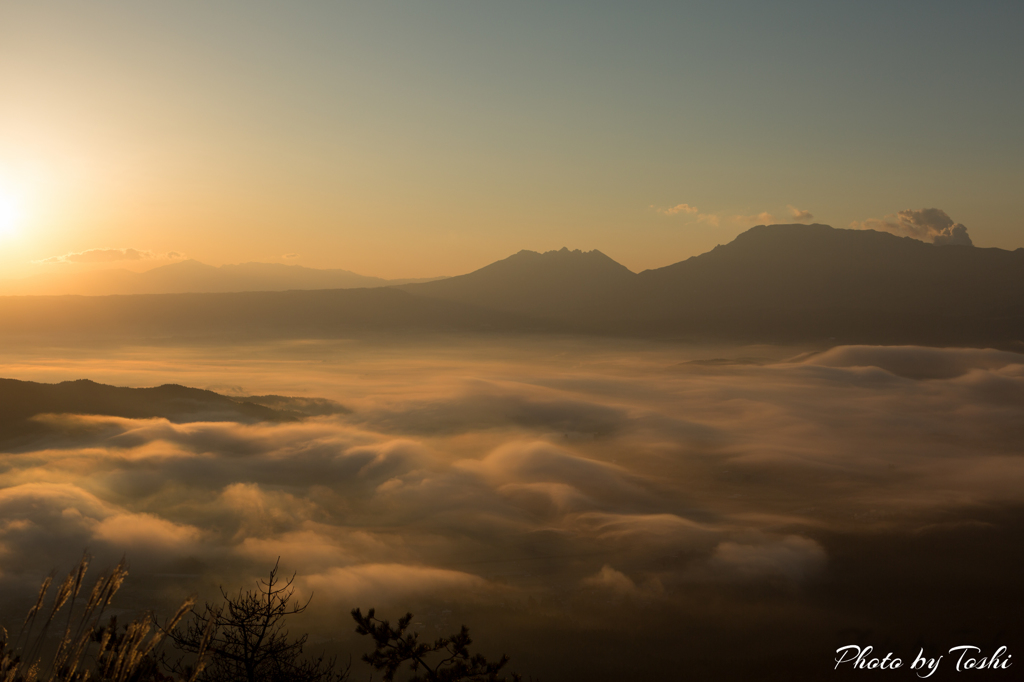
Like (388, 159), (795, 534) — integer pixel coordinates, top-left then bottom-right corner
(3, 554), (194, 682)
(21, 577), (53, 632)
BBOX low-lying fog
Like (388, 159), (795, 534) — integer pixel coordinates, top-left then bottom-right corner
(2, 337), (1022, 680)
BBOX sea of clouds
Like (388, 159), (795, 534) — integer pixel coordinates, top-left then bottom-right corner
(1, 339), (1022, 679)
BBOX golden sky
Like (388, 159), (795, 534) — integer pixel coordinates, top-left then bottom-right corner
(1, 2), (1022, 279)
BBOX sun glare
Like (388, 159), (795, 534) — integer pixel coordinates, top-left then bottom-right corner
(0, 193), (21, 238)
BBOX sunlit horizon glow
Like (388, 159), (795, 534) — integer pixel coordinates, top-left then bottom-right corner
(0, 2), (1022, 280)
(0, 192), (22, 239)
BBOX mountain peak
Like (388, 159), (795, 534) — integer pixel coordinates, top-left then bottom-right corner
(728, 222), (968, 250)
(736, 222), (834, 237)
(453, 246), (634, 278)
(504, 247), (625, 267)
(399, 247), (636, 319)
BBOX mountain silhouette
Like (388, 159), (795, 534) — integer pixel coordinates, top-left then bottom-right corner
(629, 224), (1024, 342)
(399, 247), (637, 320)
(399, 224), (1024, 344)
(0, 259), (444, 296)
(0, 378), (306, 448)
(1, 225), (1022, 347)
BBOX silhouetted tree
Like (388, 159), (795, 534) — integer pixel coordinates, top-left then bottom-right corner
(170, 560), (348, 682)
(351, 608), (520, 682)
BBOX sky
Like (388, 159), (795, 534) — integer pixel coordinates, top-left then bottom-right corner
(1, 1), (1022, 279)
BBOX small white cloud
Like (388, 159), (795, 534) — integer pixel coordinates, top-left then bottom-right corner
(851, 208), (973, 246)
(735, 212), (775, 227)
(654, 203), (699, 216)
(787, 205), (814, 222)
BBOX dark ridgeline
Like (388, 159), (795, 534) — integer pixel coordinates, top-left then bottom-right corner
(1, 224), (1022, 347)
(0, 259), (445, 296)
(0, 287), (533, 340)
(628, 223), (1024, 344)
(0, 378), (347, 448)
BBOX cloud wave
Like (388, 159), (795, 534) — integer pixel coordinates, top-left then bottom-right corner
(2, 341), (1023, 678)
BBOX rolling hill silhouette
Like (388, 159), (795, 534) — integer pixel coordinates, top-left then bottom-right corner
(0, 259), (443, 296)
(1, 225), (1022, 347)
(0, 287), (535, 340)
(0, 378), (351, 449)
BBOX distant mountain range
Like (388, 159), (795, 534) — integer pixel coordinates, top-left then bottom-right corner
(399, 223), (1024, 342)
(0, 259), (444, 295)
(3, 224), (1023, 347)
